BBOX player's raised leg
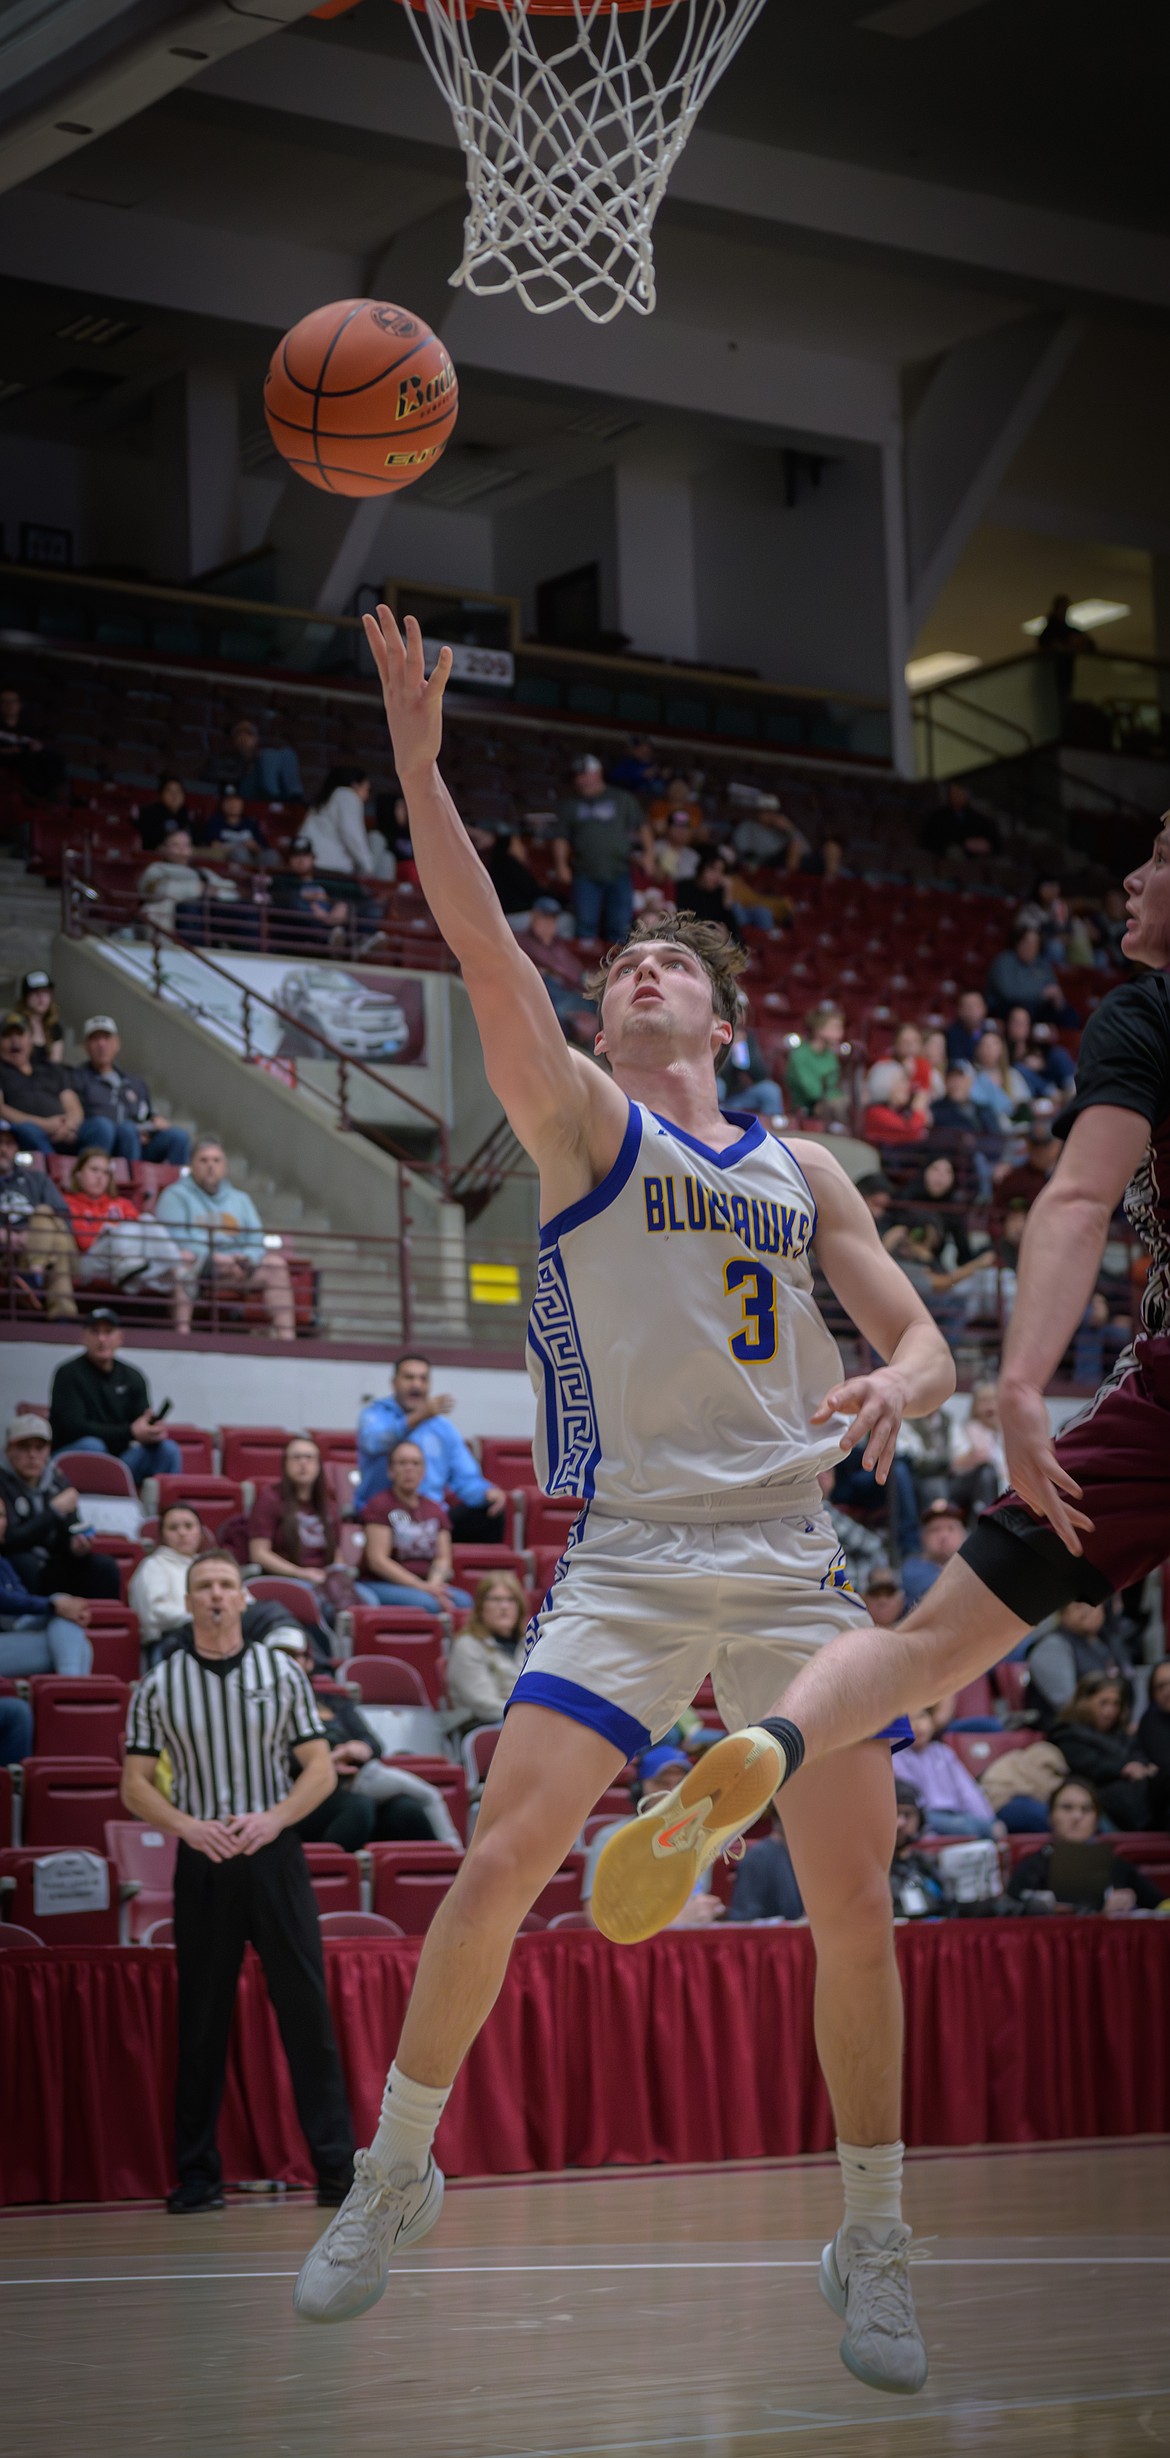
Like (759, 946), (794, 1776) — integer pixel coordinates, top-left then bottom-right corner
(779, 1746), (927, 2396)
(294, 1704), (623, 2322)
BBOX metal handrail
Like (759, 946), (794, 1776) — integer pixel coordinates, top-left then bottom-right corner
(60, 857), (452, 1191)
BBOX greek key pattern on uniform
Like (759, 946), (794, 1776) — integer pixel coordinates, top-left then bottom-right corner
(528, 1248), (600, 1498)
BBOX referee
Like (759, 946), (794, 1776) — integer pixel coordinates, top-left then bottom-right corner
(121, 1547), (356, 2213)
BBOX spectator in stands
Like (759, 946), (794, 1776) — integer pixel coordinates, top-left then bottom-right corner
(1034, 595), (1094, 721)
(991, 1112), (1062, 1222)
(831, 1440), (919, 1561)
(49, 1308), (183, 1486)
(552, 753), (651, 944)
(786, 1002), (847, 1122)
(201, 786), (271, 867)
(946, 1380), (1007, 1516)
(1050, 1674), (1169, 1833)
(469, 823), (538, 922)
(649, 774), (704, 837)
(270, 838), (351, 946)
(727, 1801), (804, 1921)
(920, 780), (1000, 860)
(1016, 875), (1069, 960)
(609, 737), (666, 797)
(863, 1565), (904, 1626)
(355, 1437), (473, 1617)
(891, 1023), (939, 1101)
(302, 767), (391, 879)
(355, 1353), (506, 1537)
(1003, 1007), (1075, 1097)
(1006, 1778), (1162, 1914)
(0, 1489), (92, 1674)
(248, 1436), (349, 1613)
(446, 1570), (527, 1733)
(271, 1635), (441, 1851)
(121, 1548), (353, 2213)
(731, 796), (806, 873)
(0, 685), (64, 800)
(15, 970), (63, 1064)
(155, 1136), (296, 1340)
(900, 1497), (967, 1610)
(0, 1411), (120, 1603)
(215, 716), (303, 805)
(1096, 884), (1129, 968)
(72, 1016), (190, 1165)
(1137, 1659), (1170, 1789)
(0, 1012), (85, 1156)
(1027, 1600), (1126, 1725)
(894, 1155), (975, 1268)
(128, 1500), (206, 1660)
(583, 1745), (722, 1925)
(0, 1688), (32, 1762)
(928, 1059), (996, 1144)
(944, 991), (989, 1072)
(138, 829), (239, 936)
(854, 1172), (893, 1230)
(686, 849), (736, 929)
(513, 898), (594, 1043)
(985, 924), (1077, 1025)
(136, 775), (190, 853)
(718, 993), (783, 1118)
(802, 833), (849, 883)
(899, 1704), (999, 1838)
(969, 1029), (1029, 1136)
(62, 1150), (192, 1331)
(652, 809), (702, 888)
(819, 1466), (890, 1589)
(861, 1060), (930, 1146)
(0, 1118), (76, 1316)
(888, 1785), (945, 1919)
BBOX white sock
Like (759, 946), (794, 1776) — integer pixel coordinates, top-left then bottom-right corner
(369, 2062), (451, 2182)
(836, 2138), (905, 2253)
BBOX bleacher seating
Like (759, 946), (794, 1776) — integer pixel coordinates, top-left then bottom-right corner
(341, 1656), (431, 1708)
(346, 1616), (447, 1704)
(369, 1842), (464, 1932)
(105, 1821), (177, 1941)
(152, 1474), (244, 1531)
(28, 1678), (129, 1760)
(319, 1910), (404, 1938)
(21, 1758), (126, 1850)
(0, 1846), (121, 1943)
(303, 1843), (362, 1916)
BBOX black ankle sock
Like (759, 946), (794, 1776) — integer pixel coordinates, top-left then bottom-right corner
(757, 1716), (806, 1785)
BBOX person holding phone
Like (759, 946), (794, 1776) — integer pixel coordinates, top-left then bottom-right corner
(48, 1308), (182, 1487)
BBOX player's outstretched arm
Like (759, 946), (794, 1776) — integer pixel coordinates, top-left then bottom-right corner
(790, 1140), (956, 1479)
(996, 1103), (1148, 1551)
(363, 607), (625, 1176)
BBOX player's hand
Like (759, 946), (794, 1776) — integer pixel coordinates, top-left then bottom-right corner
(998, 1379), (1093, 1555)
(362, 607), (453, 782)
(811, 1367), (909, 1482)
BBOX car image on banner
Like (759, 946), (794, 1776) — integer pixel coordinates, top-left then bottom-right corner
(278, 966), (413, 1061)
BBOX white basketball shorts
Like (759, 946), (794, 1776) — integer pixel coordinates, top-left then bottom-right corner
(510, 1501), (910, 1759)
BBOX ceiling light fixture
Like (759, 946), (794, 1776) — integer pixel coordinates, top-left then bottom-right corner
(905, 651), (981, 691)
(1021, 599), (1130, 636)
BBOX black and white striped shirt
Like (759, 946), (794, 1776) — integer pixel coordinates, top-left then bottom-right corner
(126, 1638), (326, 1819)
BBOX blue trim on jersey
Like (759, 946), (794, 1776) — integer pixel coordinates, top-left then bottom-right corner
(650, 1108), (766, 1168)
(526, 1257), (601, 1499)
(771, 1136), (819, 1241)
(507, 1668), (651, 1757)
(538, 1101), (642, 1249)
(881, 1715), (914, 1752)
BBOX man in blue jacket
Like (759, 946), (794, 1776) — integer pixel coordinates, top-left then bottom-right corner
(356, 1354), (507, 1543)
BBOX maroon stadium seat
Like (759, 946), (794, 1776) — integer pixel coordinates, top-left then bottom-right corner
(21, 1757), (125, 1850)
(29, 1677), (129, 1760)
(219, 1426), (290, 1484)
(302, 1843), (361, 1915)
(369, 1842), (463, 1933)
(318, 1910), (404, 1938)
(104, 1820), (177, 1940)
(0, 1846), (120, 1943)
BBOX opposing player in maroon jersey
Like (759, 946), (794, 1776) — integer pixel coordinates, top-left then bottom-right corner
(756, 815), (1170, 1763)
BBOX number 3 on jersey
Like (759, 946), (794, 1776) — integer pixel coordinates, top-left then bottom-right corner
(724, 1258), (778, 1362)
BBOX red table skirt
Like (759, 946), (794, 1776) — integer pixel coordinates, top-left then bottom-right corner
(3, 1921), (1169, 2203)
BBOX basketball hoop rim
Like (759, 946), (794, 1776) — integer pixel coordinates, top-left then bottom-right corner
(399, 0), (680, 18)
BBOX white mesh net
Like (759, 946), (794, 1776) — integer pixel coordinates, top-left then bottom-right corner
(403, 0), (768, 323)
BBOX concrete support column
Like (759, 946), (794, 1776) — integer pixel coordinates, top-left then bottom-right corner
(154, 365), (240, 582)
(614, 463), (698, 664)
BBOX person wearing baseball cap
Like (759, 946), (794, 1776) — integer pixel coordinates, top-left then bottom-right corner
(72, 1017), (190, 1166)
(552, 751), (652, 945)
(16, 970), (63, 1064)
(899, 1497), (967, 1612)
(512, 896), (594, 1044)
(270, 835), (351, 947)
(0, 1116), (77, 1316)
(0, 1410), (120, 1606)
(48, 1307), (183, 1488)
(0, 1010), (85, 1156)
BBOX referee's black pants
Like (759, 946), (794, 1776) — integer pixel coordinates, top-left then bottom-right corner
(173, 1829), (355, 2193)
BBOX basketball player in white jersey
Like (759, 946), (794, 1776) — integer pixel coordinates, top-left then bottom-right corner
(295, 610), (954, 2395)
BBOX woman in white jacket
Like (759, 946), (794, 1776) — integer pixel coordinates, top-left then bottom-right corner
(128, 1502), (206, 1659)
(302, 767), (394, 880)
(446, 1571), (527, 1734)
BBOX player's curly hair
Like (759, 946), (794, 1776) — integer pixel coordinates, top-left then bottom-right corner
(586, 911), (748, 1031)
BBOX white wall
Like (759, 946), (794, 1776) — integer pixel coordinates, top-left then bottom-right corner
(691, 444), (891, 700)
(492, 469), (619, 638)
(0, 1341), (536, 1444)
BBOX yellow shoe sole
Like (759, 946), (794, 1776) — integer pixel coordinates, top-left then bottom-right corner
(590, 1727), (786, 1945)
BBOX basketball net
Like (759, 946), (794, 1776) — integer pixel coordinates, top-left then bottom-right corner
(402, 0), (768, 323)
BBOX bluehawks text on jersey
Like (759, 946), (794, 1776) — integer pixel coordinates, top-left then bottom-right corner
(643, 1174), (812, 1258)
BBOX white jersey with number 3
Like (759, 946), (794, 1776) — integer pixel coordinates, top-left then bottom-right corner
(526, 1100), (850, 1519)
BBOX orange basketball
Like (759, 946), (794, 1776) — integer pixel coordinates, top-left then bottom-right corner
(264, 298), (458, 497)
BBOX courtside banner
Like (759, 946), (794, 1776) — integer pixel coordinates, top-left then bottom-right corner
(101, 943), (427, 1066)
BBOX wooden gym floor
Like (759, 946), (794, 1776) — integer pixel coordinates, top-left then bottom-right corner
(4, 2141), (1170, 2457)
